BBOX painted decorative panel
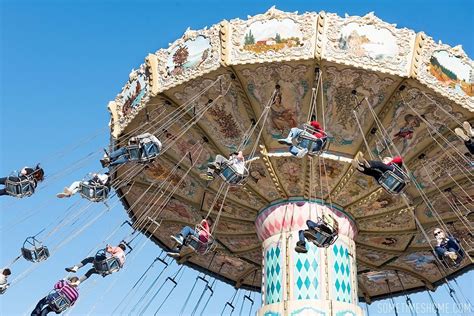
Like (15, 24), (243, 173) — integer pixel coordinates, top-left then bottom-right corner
(416, 36), (474, 109)
(356, 233), (413, 252)
(228, 7), (317, 64)
(264, 245), (283, 305)
(239, 63), (311, 140)
(324, 66), (394, 151)
(357, 208), (415, 232)
(332, 240), (353, 303)
(293, 241), (320, 300)
(153, 25), (221, 92)
(247, 160), (281, 201)
(323, 12), (416, 76)
(371, 86), (467, 160)
(356, 247), (395, 267)
(115, 64), (150, 127)
(173, 75), (256, 152)
(392, 251), (442, 281)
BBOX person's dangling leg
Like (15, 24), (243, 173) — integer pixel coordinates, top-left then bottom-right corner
(31, 296), (49, 316)
(465, 139), (474, 155)
(57, 181), (82, 198)
(279, 128), (302, 146)
(80, 268), (99, 282)
(40, 305), (54, 316)
(66, 256), (94, 272)
(295, 229), (308, 253)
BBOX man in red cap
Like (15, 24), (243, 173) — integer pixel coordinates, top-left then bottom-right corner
(278, 121), (327, 158)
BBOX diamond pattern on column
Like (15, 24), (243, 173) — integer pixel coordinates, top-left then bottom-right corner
(265, 245), (282, 304)
(332, 240), (352, 303)
(293, 241), (320, 300)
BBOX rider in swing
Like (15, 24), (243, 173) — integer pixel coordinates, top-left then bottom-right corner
(352, 152), (404, 182)
(278, 120), (327, 158)
(167, 217), (213, 257)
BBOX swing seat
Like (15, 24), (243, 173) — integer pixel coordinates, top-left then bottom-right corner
(303, 217), (338, 248)
(78, 182), (109, 202)
(5, 176), (36, 198)
(441, 252), (464, 269)
(218, 162), (249, 186)
(21, 237), (50, 262)
(127, 142), (160, 163)
(93, 250), (121, 276)
(184, 225), (216, 255)
(47, 290), (73, 313)
(295, 124), (328, 156)
(378, 165), (408, 195)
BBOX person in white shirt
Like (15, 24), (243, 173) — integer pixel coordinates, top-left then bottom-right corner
(0, 268), (11, 293)
(57, 173), (110, 198)
(101, 132), (162, 167)
(206, 151), (246, 180)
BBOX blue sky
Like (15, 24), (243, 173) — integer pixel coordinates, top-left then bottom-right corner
(0, 0), (473, 315)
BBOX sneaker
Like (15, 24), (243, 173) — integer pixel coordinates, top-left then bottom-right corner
(294, 241), (308, 253)
(446, 251), (458, 261)
(278, 138), (293, 146)
(65, 266), (78, 273)
(455, 128), (470, 141)
(296, 148), (308, 158)
(167, 251), (181, 258)
(100, 158), (110, 168)
(463, 121), (474, 137)
(171, 234), (184, 245)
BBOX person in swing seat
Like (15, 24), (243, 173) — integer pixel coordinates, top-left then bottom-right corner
(278, 120), (327, 158)
(0, 165), (45, 196)
(167, 218), (213, 257)
(295, 216), (337, 253)
(65, 243), (126, 282)
(433, 228), (464, 265)
(352, 152), (404, 182)
(0, 268), (11, 294)
(31, 276), (80, 316)
(206, 151), (246, 180)
(100, 132), (162, 168)
(454, 121), (474, 155)
(56, 172), (110, 198)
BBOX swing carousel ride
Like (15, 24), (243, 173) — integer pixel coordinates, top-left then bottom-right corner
(107, 7), (473, 316)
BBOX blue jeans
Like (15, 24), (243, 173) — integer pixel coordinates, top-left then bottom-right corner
(298, 220), (319, 243)
(287, 128), (325, 156)
(109, 147), (129, 166)
(180, 226), (198, 239)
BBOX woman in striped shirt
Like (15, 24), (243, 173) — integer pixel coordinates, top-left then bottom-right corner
(31, 276), (79, 316)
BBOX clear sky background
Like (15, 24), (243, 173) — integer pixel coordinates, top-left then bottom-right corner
(0, 0), (473, 315)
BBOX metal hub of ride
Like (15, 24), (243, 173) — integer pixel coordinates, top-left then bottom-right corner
(108, 7), (474, 305)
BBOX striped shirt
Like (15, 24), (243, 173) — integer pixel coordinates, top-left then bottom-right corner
(54, 280), (79, 304)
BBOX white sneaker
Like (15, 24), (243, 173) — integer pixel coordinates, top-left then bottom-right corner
(171, 235), (184, 245)
(296, 148), (308, 158)
(463, 121), (474, 137)
(455, 128), (470, 141)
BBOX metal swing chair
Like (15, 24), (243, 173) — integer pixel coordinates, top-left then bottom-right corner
(377, 164), (409, 195)
(21, 236), (50, 262)
(92, 249), (123, 277)
(0, 283), (8, 295)
(46, 290), (73, 313)
(4, 173), (36, 198)
(217, 161), (250, 186)
(304, 215), (339, 248)
(125, 141), (161, 164)
(78, 177), (110, 203)
(294, 123), (329, 157)
(183, 224), (217, 255)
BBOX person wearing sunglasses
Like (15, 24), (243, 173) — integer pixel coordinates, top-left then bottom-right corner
(433, 228), (464, 265)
